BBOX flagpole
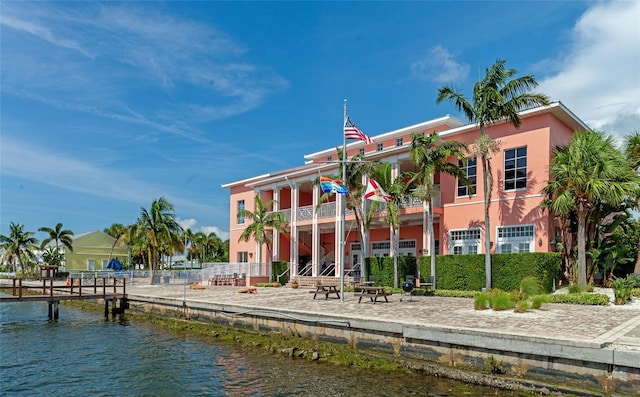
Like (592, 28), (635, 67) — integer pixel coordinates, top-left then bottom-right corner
(340, 99), (347, 302)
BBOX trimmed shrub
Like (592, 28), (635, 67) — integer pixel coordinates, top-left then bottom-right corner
(545, 293), (609, 305)
(418, 252), (561, 292)
(433, 289), (477, 298)
(514, 300), (530, 313)
(474, 292), (491, 310)
(531, 295), (547, 309)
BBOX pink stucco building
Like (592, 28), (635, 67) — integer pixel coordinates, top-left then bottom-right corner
(223, 102), (587, 279)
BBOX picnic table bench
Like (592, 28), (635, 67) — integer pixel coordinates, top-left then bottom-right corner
(354, 286), (391, 304)
(310, 284), (341, 300)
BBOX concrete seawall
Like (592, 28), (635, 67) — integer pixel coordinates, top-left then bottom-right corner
(126, 284), (640, 395)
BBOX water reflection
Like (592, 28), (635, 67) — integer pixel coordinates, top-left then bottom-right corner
(1, 300), (509, 397)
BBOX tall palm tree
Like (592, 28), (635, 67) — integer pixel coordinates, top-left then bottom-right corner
(623, 131), (640, 274)
(134, 197), (184, 283)
(104, 223), (128, 268)
(0, 222), (39, 277)
(436, 58), (550, 289)
(238, 194), (288, 281)
(407, 131), (469, 288)
(543, 130), (640, 286)
(368, 162), (408, 288)
(38, 222), (74, 253)
(182, 228), (197, 267)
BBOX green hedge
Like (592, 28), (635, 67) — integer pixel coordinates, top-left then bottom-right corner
(365, 256), (417, 286)
(415, 253), (561, 292)
(271, 261), (288, 284)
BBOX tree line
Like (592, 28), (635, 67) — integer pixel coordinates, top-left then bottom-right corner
(0, 197), (229, 278)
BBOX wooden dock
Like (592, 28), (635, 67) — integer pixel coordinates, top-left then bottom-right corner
(0, 277), (128, 319)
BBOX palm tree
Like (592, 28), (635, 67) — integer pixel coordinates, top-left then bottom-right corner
(407, 131), (469, 288)
(104, 223), (128, 268)
(133, 197), (184, 283)
(368, 162), (408, 288)
(238, 194), (288, 281)
(436, 58), (550, 289)
(38, 223), (74, 267)
(194, 231), (223, 264)
(182, 228), (197, 268)
(623, 131), (640, 274)
(543, 130), (640, 286)
(315, 149), (379, 275)
(0, 222), (39, 277)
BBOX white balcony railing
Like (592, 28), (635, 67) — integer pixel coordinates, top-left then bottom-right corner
(270, 193), (439, 223)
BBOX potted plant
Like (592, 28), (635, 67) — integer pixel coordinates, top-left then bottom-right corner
(291, 279), (299, 289)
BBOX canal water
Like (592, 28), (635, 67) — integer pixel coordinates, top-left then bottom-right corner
(1, 300), (510, 396)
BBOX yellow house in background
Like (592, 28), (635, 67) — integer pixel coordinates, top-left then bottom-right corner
(64, 230), (129, 272)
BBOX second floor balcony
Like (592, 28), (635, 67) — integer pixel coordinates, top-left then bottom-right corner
(274, 193), (441, 222)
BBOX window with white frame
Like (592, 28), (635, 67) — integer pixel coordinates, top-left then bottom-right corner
(457, 157), (477, 197)
(237, 200), (245, 224)
(504, 146), (527, 190)
(497, 225), (534, 253)
(449, 229), (481, 255)
(237, 251), (248, 262)
(396, 138), (403, 147)
(398, 240), (416, 256)
(376, 143), (383, 152)
(372, 241), (390, 257)
(102, 259), (108, 269)
(87, 259), (95, 271)
(359, 148), (365, 155)
(327, 156), (332, 161)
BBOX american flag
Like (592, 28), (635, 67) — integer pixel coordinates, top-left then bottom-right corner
(344, 117), (373, 144)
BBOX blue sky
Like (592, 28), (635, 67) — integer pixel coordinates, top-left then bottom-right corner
(1, 1), (639, 241)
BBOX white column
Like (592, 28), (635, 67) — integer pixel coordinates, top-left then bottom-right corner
(290, 183), (299, 276)
(312, 185), (320, 276)
(273, 187), (280, 262)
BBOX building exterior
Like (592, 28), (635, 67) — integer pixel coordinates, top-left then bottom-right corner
(64, 230), (129, 272)
(223, 102), (587, 278)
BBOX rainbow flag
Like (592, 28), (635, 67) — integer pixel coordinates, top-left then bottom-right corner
(320, 176), (348, 195)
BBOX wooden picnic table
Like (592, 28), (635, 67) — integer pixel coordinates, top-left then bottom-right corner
(310, 285), (341, 300)
(354, 286), (391, 304)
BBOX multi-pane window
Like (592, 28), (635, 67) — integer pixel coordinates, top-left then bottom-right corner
(359, 148), (365, 155)
(449, 229), (481, 255)
(87, 259), (95, 271)
(237, 200), (245, 224)
(504, 147), (527, 190)
(398, 240), (416, 256)
(497, 225), (534, 253)
(376, 143), (383, 152)
(457, 157), (477, 196)
(372, 241), (390, 257)
(396, 138), (403, 147)
(237, 252), (248, 262)
(372, 242), (391, 250)
(327, 156), (332, 161)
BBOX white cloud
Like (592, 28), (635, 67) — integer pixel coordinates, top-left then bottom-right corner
(177, 218), (229, 241)
(0, 2), (289, 127)
(537, 1), (640, 141)
(410, 45), (471, 83)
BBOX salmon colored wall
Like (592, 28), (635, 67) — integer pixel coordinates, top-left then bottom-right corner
(279, 187), (291, 209)
(229, 185), (257, 261)
(299, 191), (313, 206)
